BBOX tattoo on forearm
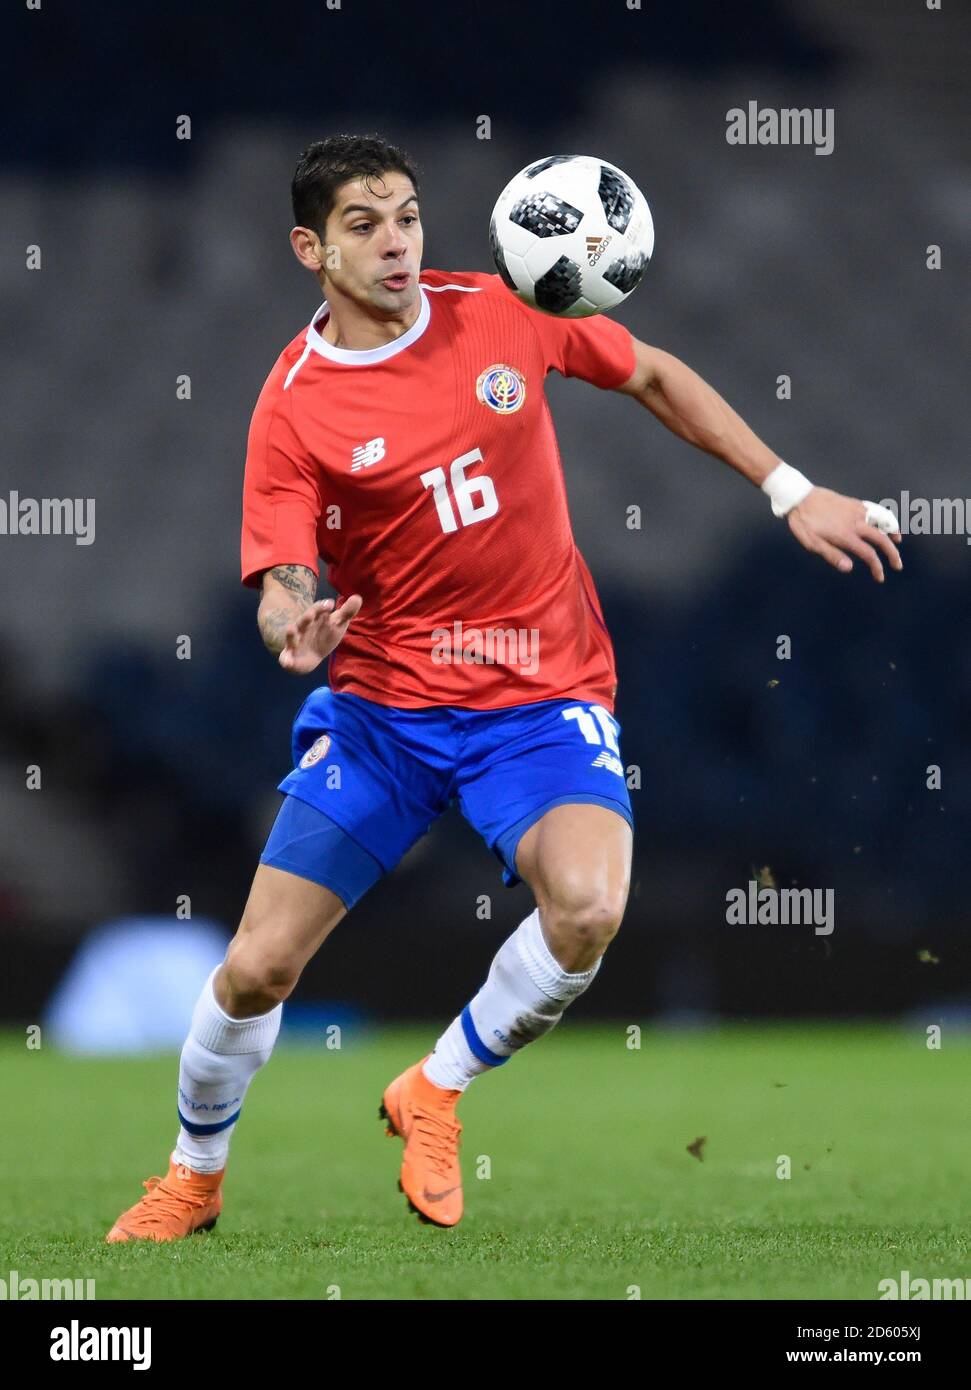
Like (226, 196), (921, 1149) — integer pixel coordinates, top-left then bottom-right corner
(259, 607), (295, 653)
(258, 565), (317, 653)
(266, 564), (317, 605)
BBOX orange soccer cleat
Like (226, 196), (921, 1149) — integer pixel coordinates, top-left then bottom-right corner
(379, 1056), (464, 1227)
(105, 1156), (224, 1243)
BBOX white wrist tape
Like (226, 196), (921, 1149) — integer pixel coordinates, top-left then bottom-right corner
(761, 460), (814, 517)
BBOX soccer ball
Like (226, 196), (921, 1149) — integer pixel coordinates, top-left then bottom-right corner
(489, 155), (654, 318)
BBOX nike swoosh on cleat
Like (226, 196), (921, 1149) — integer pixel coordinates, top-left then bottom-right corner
(422, 1185), (460, 1203)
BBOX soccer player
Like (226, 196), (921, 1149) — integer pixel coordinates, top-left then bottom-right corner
(106, 134), (902, 1241)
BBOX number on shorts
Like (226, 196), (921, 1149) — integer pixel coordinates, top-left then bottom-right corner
(561, 704), (620, 752)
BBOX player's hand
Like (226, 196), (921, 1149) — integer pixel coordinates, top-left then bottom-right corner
(785, 488), (903, 583)
(278, 594), (363, 673)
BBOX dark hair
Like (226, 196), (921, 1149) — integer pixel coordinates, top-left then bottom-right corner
(291, 134), (421, 237)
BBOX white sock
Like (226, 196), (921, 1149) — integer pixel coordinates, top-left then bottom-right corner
(423, 908), (601, 1091)
(172, 967), (282, 1174)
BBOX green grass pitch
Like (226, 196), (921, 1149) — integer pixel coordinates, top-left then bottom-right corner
(1, 1024), (967, 1300)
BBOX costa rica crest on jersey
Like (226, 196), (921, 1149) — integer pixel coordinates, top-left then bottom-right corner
(475, 363), (526, 414)
(299, 734), (331, 769)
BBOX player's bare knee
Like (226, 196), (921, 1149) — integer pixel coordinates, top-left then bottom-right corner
(222, 943), (299, 1014)
(540, 890), (625, 956)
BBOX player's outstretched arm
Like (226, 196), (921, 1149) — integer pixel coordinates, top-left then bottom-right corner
(615, 339), (903, 583)
(257, 564), (363, 673)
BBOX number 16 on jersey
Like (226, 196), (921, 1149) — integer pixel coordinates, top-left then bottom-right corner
(420, 448), (499, 534)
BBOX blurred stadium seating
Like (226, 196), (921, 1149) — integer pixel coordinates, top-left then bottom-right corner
(2, 0), (968, 1020)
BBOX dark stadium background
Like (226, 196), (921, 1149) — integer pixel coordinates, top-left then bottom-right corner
(2, 0), (968, 1028)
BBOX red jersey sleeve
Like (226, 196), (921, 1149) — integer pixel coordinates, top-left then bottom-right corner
(530, 309), (637, 389)
(432, 271), (637, 390)
(240, 383), (322, 589)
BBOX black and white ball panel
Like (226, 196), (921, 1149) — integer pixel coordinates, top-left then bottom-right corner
(509, 192), (583, 239)
(533, 256), (583, 314)
(597, 165), (634, 235)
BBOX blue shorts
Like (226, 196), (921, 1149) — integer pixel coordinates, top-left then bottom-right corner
(260, 688), (633, 909)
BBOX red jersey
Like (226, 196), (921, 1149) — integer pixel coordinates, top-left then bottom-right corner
(240, 269), (636, 712)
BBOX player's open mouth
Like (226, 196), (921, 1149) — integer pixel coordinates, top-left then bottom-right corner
(381, 273), (410, 291)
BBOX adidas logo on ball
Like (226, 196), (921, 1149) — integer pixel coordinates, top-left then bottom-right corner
(585, 234), (612, 266)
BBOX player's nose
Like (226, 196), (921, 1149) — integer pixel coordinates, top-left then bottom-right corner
(378, 224), (407, 257)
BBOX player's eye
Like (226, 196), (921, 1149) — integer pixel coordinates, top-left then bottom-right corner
(400, 215), (417, 226)
(351, 222), (371, 234)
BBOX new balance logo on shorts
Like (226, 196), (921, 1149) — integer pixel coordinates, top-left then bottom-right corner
(351, 437), (386, 471)
(591, 750), (624, 776)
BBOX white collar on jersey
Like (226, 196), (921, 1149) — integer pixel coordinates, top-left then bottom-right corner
(305, 283), (431, 365)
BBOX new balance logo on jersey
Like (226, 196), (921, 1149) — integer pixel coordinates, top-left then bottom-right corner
(351, 437), (386, 471)
(591, 750), (624, 776)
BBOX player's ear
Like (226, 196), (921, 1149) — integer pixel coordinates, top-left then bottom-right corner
(289, 225), (325, 274)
